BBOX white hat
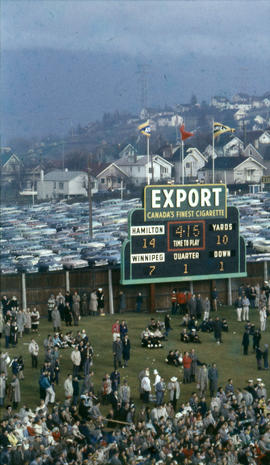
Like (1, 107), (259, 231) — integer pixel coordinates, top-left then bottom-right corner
(171, 376), (177, 382)
(248, 379), (253, 383)
(98, 288), (102, 291)
(257, 378), (262, 382)
(153, 369), (158, 375)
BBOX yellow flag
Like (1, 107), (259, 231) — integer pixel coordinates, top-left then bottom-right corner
(214, 122), (235, 139)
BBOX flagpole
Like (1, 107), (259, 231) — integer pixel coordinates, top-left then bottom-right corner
(147, 135), (150, 185)
(212, 120), (215, 183)
(181, 140), (185, 184)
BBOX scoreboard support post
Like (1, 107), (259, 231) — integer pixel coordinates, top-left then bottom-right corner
(150, 284), (156, 313)
(227, 278), (232, 306)
(264, 261), (268, 282)
(190, 281), (194, 295)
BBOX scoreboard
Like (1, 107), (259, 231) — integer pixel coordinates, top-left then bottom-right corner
(120, 184), (246, 285)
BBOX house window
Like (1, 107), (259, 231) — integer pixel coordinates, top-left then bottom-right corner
(59, 182), (64, 190)
(138, 167), (140, 172)
(118, 178), (121, 183)
(53, 182), (56, 189)
(101, 178), (105, 184)
(149, 168), (153, 173)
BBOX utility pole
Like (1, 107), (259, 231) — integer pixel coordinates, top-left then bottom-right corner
(87, 154), (93, 239)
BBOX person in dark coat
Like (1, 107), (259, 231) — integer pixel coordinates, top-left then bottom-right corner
(213, 317), (223, 344)
(253, 329), (261, 352)
(242, 330), (249, 355)
(263, 344), (269, 370)
(122, 335), (130, 367)
(256, 346), (263, 370)
(118, 291), (126, 313)
(208, 363), (218, 397)
(164, 313), (172, 337)
(64, 302), (73, 326)
(188, 295), (197, 317)
(72, 376), (80, 405)
(96, 288), (104, 315)
(110, 369), (120, 392)
(112, 337), (123, 370)
(136, 293), (143, 313)
(196, 294), (203, 319)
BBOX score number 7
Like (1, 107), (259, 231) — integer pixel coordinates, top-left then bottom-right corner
(149, 266), (156, 276)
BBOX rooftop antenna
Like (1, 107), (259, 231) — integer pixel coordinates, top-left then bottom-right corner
(137, 64), (150, 111)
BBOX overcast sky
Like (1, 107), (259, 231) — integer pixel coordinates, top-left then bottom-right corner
(2, 0), (270, 58)
(2, 1), (270, 140)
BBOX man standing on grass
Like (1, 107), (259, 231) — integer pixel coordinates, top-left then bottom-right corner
(141, 370), (151, 403)
(112, 336), (123, 370)
(71, 345), (81, 377)
(208, 363), (218, 397)
(29, 338), (39, 368)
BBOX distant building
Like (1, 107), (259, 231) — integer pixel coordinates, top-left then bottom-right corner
(0, 152), (23, 185)
(199, 156), (266, 184)
(37, 169), (97, 200)
(223, 137), (244, 157)
(172, 146), (207, 183)
(96, 153), (173, 189)
(259, 131), (270, 145)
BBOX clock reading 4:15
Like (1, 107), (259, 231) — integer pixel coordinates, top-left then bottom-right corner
(175, 224), (201, 238)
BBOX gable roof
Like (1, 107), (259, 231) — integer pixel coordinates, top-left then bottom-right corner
(234, 157), (266, 171)
(243, 144), (263, 160)
(0, 152), (22, 167)
(203, 156), (249, 170)
(96, 163), (129, 178)
(43, 170), (87, 182)
(115, 154), (173, 167)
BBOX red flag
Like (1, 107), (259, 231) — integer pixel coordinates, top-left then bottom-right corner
(180, 124), (194, 141)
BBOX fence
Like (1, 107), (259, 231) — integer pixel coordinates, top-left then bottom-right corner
(0, 261), (268, 315)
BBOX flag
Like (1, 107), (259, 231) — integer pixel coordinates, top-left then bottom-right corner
(138, 120), (151, 137)
(180, 124), (194, 141)
(213, 122), (235, 139)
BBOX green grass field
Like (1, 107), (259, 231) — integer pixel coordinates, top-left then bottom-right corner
(3, 306), (270, 411)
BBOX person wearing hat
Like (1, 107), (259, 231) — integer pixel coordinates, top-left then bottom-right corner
(141, 370), (151, 403)
(167, 376), (180, 411)
(96, 288), (104, 315)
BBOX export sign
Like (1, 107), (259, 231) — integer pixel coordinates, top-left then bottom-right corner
(144, 184), (227, 221)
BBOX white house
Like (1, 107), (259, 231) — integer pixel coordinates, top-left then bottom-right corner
(259, 131), (270, 144)
(223, 137), (244, 157)
(172, 146), (207, 183)
(115, 154), (173, 185)
(199, 156), (266, 184)
(234, 109), (248, 121)
(96, 154), (173, 188)
(37, 169), (97, 200)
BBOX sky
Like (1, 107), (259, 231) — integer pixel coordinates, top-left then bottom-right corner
(1, 0), (270, 140)
(3, 0), (270, 57)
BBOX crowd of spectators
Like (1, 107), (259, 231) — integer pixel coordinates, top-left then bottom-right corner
(1, 285), (270, 465)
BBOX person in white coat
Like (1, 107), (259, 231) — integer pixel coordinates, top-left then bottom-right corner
(71, 346), (81, 377)
(64, 374), (74, 404)
(259, 306), (267, 332)
(29, 339), (39, 368)
(141, 372), (151, 403)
